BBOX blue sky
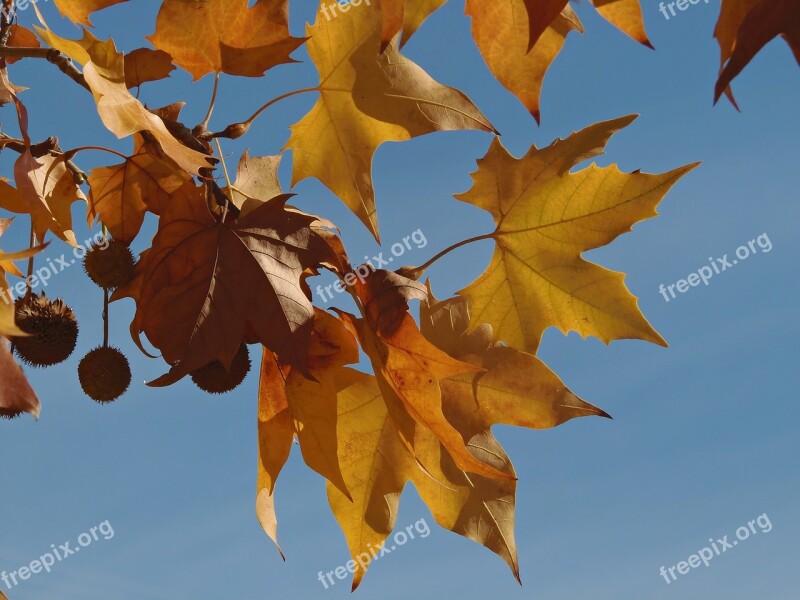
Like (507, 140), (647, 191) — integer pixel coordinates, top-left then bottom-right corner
(1, 1), (799, 599)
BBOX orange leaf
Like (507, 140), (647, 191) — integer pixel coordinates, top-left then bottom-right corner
(52, 0), (128, 27)
(0, 338), (40, 420)
(124, 48), (175, 89)
(147, 0), (304, 80)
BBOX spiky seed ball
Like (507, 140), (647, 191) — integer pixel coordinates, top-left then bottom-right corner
(12, 294), (78, 367)
(190, 344), (251, 395)
(83, 239), (136, 290)
(0, 409), (23, 420)
(78, 346), (132, 403)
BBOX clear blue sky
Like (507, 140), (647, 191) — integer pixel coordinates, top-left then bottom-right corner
(1, 1), (798, 599)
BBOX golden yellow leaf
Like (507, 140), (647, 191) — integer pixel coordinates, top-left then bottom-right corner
(147, 0), (303, 80)
(457, 115), (698, 352)
(590, 0), (652, 47)
(87, 133), (191, 244)
(286, 2), (494, 240)
(52, 0), (128, 27)
(257, 348), (294, 558)
(124, 48), (175, 89)
(349, 312), (511, 481)
(466, 0), (583, 123)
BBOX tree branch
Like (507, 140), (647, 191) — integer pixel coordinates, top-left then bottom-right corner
(0, 47), (90, 91)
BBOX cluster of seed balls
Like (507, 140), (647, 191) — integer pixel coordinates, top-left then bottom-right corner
(2, 240), (251, 420)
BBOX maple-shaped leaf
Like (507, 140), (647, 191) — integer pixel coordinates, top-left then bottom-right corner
(87, 133), (191, 244)
(124, 48), (175, 89)
(4, 152), (87, 246)
(52, 0), (128, 27)
(129, 183), (337, 382)
(147, 0), (304, 80)
(378, 0), (447, 48)
(348, 312), (510, 481)
(714, 0), (800, 103)
(412, 290), (607, 578)
(457, 115), (698, 352)
(466, 0), (583, 123)
(0, 338), (40, 419)
(286, 2), (494, 240)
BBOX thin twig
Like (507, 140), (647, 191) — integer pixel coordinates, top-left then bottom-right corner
(408, 233), (496, 278)
(0, 47), (90, 91)
(198, 72), (220, 133)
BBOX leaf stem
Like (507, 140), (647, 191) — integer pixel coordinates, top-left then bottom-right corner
(213, 138), (234, 221)
(198, 72), (221, 132)
(410, 233), (495, 278)
(202, 87), (319, 140)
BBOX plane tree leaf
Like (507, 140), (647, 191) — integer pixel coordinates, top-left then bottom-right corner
(147, 0), (304, 80)
(286, 1), (494, 240)
(456, 115), (698, 352)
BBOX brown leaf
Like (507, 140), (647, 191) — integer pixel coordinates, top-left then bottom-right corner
(230, 152), (284, 217)
(87, 133), (191, 244)
(356, 268), (427, 336)
(5, 25), (42, 64)
(11, 151), (86, 246)
(133, 185), (337, 383)
(147, 0), (304, 80)
(714, 0), (800, 102)
(0, 338), (40, 419)
(124, 48), (175, 89)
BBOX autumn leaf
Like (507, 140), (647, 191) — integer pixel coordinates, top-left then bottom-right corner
(286, 1), (494, 240)
(378, 0), (447, 48)
(87, 133), (191, 244)
(466, 0), (583, 123)
(257, 348), (294, 558)
(0, 338), (40, 419)
(5, 25), (42, 64)
(348, 312), (511, 481)
(52, 0), (128, 27)
(230, 152), (284, 217)
(7, 151), (86, 246)
(128, 184), (337, 382)
(456, 115), (698, 352)
(714, 0), (800, 103)
(356, 268), (427, 335)
(147, 0), (304, 80)
(589, 0), (652, 47)
(34, 26), (212, 175)
(124, 48), (175, 89)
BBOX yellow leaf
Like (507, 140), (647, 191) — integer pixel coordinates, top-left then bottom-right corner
(590, 0), (652, 47)
(87, 133), (191, 244)
(286, 1), (494, 240)
(465, 0), (583, 123)
(350, 312), (511, 481)
(457, 115), (698, 352)
(52, 0), (128, 27)
(231, 152), (284, 217)
(257, 349), (295, 558)
(147, 0), (303, 80)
